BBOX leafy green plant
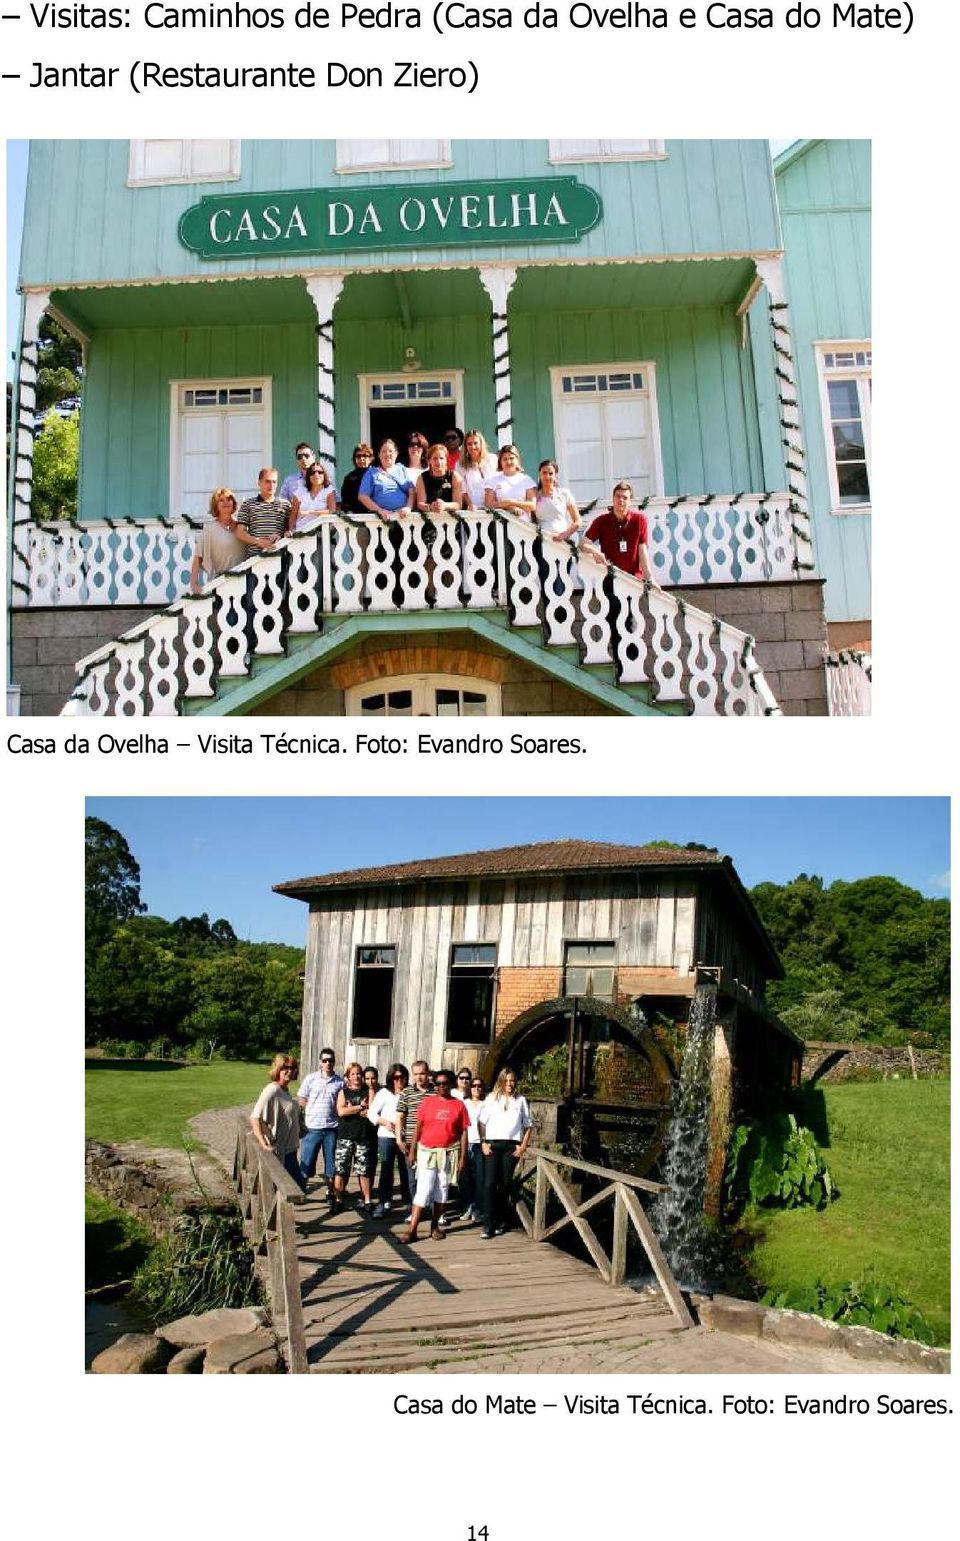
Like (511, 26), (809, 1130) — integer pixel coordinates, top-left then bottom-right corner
(130, 1205), (261, 1322)
(726, 1113), (837, 1213)
(762, 1273), (934, 1344)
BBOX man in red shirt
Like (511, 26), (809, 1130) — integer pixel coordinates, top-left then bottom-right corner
(401, 1070), (469, 1244)
(582, 480), (658, 583)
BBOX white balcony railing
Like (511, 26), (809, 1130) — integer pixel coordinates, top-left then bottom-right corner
(13, 493), (806, 611)
(62, 511), (780, 719)
(826, 650), (872, 716)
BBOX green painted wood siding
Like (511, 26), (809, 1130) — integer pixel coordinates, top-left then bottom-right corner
(21, 140), (780, 287)
(776, 140), (871, 625)
(77, 303), (762, 520)
(79, 323), (314, 521)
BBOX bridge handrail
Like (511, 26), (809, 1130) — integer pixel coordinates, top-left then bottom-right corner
(516, 1147), (693, 1329)
(232, 1116), (308, 1374)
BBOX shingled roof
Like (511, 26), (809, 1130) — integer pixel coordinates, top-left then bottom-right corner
(274, 839), (727, 896)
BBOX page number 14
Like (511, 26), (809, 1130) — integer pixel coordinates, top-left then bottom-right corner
(468, 1528), (489, 1539)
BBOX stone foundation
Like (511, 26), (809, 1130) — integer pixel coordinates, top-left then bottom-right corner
(11, 606), (167, 717)
(692, 578), (829, 716)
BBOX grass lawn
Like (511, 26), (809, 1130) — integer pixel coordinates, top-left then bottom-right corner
(746, 1080), (950, 1344)
(85, 1059), (274, 1149)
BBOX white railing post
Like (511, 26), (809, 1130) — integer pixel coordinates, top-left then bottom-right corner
(478, 266), (518, 448)
(304, 274), (345, 482)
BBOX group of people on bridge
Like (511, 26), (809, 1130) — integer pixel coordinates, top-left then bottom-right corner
(191, 428), (659, 596)
(250, 1049), (534, 1244)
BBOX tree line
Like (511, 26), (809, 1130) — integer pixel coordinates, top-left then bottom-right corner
(750, 873), (949, 1047)
(85, 816), (303, 1060)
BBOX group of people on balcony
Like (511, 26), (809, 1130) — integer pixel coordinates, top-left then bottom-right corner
(250, 1048), (532, 1244)
(191, 431), (658, 595)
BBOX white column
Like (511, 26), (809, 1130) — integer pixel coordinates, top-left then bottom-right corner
(304, 274), (345, 477)
(755, 255), (814, 572)
(10, 289), (52, 605)
(478, 266), (518, 447)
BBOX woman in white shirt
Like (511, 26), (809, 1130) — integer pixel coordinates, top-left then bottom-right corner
(370, 1063), (412, 1217)
(460, 428), (498, 510)
(478, 1067), (533, 1239)
(533, 459), (580, 541)
(289, 461), (337, 531)
(483, 444), (536, 519)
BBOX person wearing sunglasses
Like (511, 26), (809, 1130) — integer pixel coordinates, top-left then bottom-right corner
(297, 1048), (343, 1200)
(250, 1054), (303, 1190)
(340, 443), (375, 515)
(400, 1070), (469, 1244)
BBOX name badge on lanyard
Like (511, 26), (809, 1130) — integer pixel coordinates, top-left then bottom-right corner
(619, 539), (628, 553)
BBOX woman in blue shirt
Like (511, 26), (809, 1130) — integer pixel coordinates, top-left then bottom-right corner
(358, 439), (416, 517)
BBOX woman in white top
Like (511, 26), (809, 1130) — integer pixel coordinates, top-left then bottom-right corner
(483, 444), (537, 519)
(370, 1063), (412, 1216)
(478, 1067), (533, 1238)
(289, 461), (337, 531)
(463, 1074), (486, 1222)
(249, 1053), (303, 1189)
(460, 428), (498, 510)
(533, 460), (581, 541)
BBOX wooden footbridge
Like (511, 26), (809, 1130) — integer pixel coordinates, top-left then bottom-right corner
(233, 1123), (693, 1374)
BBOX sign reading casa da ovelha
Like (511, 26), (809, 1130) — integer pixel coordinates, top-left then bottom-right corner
(9, 139), (871, 719)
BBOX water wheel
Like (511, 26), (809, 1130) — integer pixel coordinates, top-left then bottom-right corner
(482, 995), (675, 1177)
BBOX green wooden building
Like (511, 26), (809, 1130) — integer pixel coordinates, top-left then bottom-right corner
(775, 140), (871, 660)
(9, 139), (865, 717)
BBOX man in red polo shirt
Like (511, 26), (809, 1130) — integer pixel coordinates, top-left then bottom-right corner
(400, 1069), (469, 1244)
(582, 481), (658, 583)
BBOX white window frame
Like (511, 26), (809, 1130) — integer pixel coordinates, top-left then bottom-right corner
(335, 140), (453, 174)
(548, 140), (667, 164)
(358, 369), (465, 446)
(815, 340), (872, 516)
(128, 140), (241, 187)
(345, 675), (502, 717)
(168, 375), (272, 519)
(549, 361), (665, 503)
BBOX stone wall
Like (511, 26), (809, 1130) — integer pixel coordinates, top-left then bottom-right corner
(11, 607), (167, 717)
(802, 1042), (946, 1084)
(694, 578), (828, 716)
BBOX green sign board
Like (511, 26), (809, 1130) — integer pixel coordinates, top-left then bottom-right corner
(178, 177), (602, 261)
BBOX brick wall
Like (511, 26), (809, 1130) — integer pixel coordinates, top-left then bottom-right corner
(495, 967), (563, 1030)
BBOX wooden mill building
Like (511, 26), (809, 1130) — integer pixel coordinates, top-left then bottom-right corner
(276, 839), (800, 1184)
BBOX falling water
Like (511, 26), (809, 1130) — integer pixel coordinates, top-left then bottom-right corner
(651, 980), (718, 1290)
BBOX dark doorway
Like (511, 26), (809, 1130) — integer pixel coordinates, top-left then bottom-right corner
(369, 405), (458, 459)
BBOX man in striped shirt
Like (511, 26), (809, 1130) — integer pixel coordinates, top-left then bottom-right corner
(236, 467), (290, 552)
(297, 1048), (344, 1199)
(395, 1060), (431, 1209)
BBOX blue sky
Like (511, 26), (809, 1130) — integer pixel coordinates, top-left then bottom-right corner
(86, 798), (950, 947)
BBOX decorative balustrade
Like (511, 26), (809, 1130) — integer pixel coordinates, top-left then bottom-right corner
(13, 518), (198, 608)
(645, 492), (805, 586)
(14, 492), (805, 612)
(826, 649), (872, 717)
(62, 510), (781, 718)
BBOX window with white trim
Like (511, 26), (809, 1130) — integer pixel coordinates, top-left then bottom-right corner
(550, 363), (664, 508)
(129, 140), (241, 186)
(816, 342), (872, 512)
(169, 377), (271, 518)
(549, 140), (666, 163)
(345, 675), (501, 717)
(336, 141), (452, 173)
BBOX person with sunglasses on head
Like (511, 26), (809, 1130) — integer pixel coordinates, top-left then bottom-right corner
(250, 1054), (304, 1190)
(297, 1047), (343, 1201)
(369, 1063), (412, 1217)
(340, 444), (375, 515)
(401, 1069), (469, 1244)
(478, 1067), (532, 1239)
